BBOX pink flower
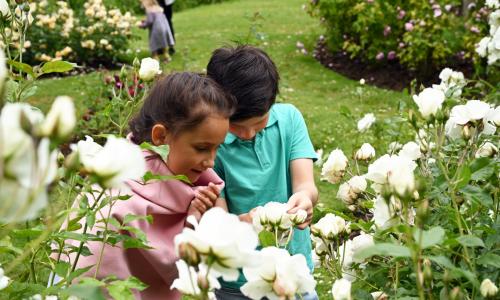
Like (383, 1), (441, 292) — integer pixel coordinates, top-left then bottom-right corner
(387, 51), (396, 60)
(433, 8), (442, 17)
(383, 26), (391, 36)
(399, 42), (405, 48)
(470, 26), (480, 33)
(405, 22), (414, 31)
(397, 10), (406, 20)
(376, 52), (385, 61)
(366, 0), (374, 3)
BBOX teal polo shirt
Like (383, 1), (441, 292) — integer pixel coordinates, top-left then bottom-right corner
(214, 103), (317, 290)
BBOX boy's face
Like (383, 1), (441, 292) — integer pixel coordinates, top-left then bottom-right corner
(229, 113), (269, 141)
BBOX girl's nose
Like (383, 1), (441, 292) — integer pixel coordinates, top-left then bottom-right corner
(202, 159), (215, 169)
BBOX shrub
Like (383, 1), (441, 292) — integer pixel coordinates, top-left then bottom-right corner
(17, 0), (136, 67)
(307, 0), (495, 77)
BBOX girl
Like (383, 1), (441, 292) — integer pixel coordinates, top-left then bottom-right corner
(67, 73), (235, 299)
(139, 0), (175, 61)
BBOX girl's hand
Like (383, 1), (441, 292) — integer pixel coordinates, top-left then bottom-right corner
(193, 183), (221, 210)
(187, 201), (202, 224)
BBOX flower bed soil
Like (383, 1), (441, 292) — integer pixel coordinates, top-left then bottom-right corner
(313, 39), (475, 91)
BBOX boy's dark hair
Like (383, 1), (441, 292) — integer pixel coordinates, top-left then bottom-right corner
(129, 72), (235, 144)
(206, 45), (279, 121)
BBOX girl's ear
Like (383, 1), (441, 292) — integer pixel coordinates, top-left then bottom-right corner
(151, 124), (171, 145)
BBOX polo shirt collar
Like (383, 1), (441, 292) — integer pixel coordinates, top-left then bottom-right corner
(224, 108), (278, 144)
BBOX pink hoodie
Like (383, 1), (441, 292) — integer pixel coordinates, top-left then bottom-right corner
(67, 151), (224, 299)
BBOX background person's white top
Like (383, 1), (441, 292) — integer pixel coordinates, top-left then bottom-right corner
(165, 0), (175, 5)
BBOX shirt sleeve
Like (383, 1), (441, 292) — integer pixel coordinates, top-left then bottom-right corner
(213, 156), (227, 199)
(289, 106), (317, 161)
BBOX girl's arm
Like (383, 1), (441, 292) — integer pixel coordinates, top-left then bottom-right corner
(141, 12), (154, 28)
(215, 197), (228, 211)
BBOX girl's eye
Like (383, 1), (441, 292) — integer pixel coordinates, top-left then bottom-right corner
(194, 146), (209, 152)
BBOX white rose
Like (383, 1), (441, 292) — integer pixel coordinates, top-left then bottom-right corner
(175, 208), (258, 282)
(351, 232), (374, 263)
(321, 149), (348, 184)
(337, 176), (366, 205)
(241, 247), (316, 300)
(71, 136), (103, 167)
(85, 136), (146, 188)
(399, 141), (422, 161)
(480, 278), (498, 297)
(314, 148), (324, 166)
(372, 196), (393, 228)
(444, 118), (462, 139)
(476, 37), (490, 57)
(38, 96), (76, 139)
(450, 100), (492, 125)
(331, 278), (352, 300)
(438, 68), (453, 82)
(475, 141), (498, 158)
(387, 158), (416, 196)
(0, 0), (10, 17)
(388, 141), (403, 153)
(311, 213), (348, 240)
(139, 57), (162, 81)
(412, 87), (445, 119)
(290, 209), (307, 225)
(171, 260), (220, 296)
(359, 78), (365, 85)
(355, 143), (375, 160)
(483, 106), (500, 135)
(357, 113), (376, 132)
(253, 202), (293, 231)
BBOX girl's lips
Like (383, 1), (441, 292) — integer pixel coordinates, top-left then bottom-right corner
(191, 169), (202, 174)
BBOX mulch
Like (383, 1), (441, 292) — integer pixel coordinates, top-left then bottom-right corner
(312, 39), (475, 91)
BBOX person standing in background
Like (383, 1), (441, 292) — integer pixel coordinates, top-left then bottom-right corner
(139, 0), (175, 62)
(159, 0), (176, 55)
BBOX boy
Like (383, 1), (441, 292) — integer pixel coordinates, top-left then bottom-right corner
(207, 45), (319, 300)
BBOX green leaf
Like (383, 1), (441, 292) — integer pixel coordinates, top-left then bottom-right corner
(64, 280), (106, 300)
(123, 214), (153, 225)
(54, 261), (70, 277)
(41, 61), (76, 74)
(353, 243), (411, 261)
(427, 255), (454, 269)
(460, 185), (493, 207)
(107, 276), (147, 300)
(413, 226), (445, 249)
(477, 253), (500, 268)
(456, 235), (485, 248)
(258, 231), (276, 247)
(471, 163), (495, 181)
(139, 142), (169, 161)
(456, 166), (470, 189)
(142, 171), (191, 184)
(66, 266), (93, 283)
(7, 60), (35, 77)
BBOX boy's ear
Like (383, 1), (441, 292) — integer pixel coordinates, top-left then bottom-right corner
(151, 124), (171, 145)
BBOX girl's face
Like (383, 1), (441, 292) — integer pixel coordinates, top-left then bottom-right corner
(166, 115), (229, 183)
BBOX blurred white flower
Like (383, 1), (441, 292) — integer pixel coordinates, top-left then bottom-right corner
(321, 149), (348, 184)
(476, 37), (490, 57)
(71, 135), (103, 167)
(0, 266), (10, 290)
(355, 143), (375, 161)
(388, 141), (403, 153)
(83, 136), (146, 188)
(337, 176), (367, 205)
(351, 232), (374, 263)
(476, 141), (498, 158)
(290, 209), (307, 225)
(357, 113), (376, 132)
(372, 196), (393, 228)
(484, 106), (500, 132)
(241, 247), (316, 300)
(311, 213), (349, 240)
(450, 100), (492, 125)
(315, 148), (324, 166)
(399, 141), (422, 161)
(359, 78), (366, 85)
(139, 57), (162, 81)
(175, 208), (258, 282)
(38, 96), (76, 139)
(486, 0), (499, 9)
(0, 0), (10, 17)
(444, 118), (462, 139)
(371, 291), (388, 299)
(331, 278), (352, 300)
(365, 154), (416, 194)
(480, 278), (498, 297)
(433, 68), (466, 98)
(171, 260), (220, 296)
(412, 87), (445, 119)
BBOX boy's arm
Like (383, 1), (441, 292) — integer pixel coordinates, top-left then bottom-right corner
(215, 197), (228, 211)
(287, 158), (318, 229)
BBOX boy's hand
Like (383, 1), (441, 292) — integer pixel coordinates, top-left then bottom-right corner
(287, 192), (313, 229)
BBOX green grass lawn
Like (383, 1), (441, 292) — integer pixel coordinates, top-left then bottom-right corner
(28, 0), (409, 296)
